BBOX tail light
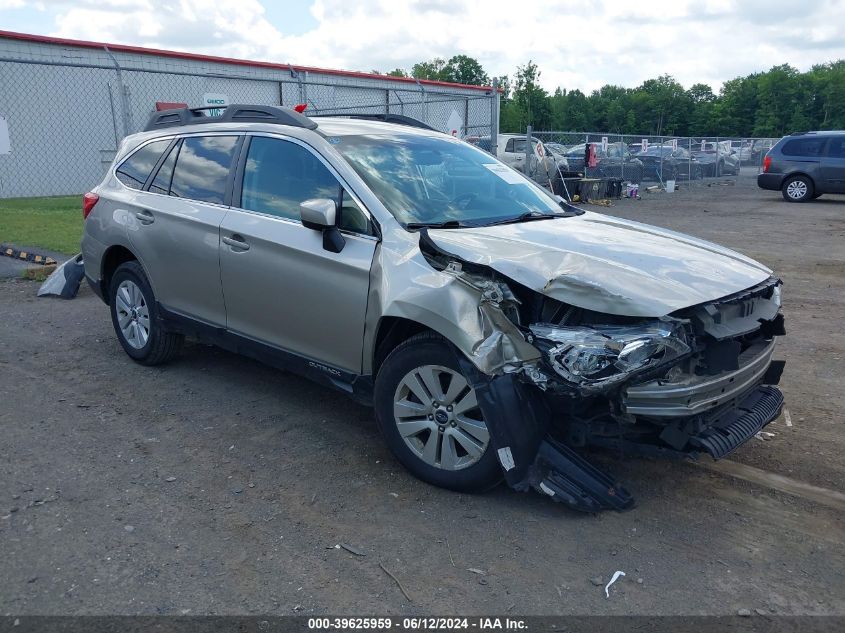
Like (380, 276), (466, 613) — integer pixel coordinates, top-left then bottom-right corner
(82, 192), (99, 220)
(763, 155), (772, 173)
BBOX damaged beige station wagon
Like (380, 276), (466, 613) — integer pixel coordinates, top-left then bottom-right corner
(81, 105), (786, 512)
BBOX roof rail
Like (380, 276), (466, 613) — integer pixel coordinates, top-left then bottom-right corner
(143, 104), (318, 132)
(309, 113), (436, 131)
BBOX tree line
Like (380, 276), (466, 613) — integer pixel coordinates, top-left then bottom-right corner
(380, 56), (845, 137)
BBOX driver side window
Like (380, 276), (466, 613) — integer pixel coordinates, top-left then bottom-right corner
(240, 136), (372, 235)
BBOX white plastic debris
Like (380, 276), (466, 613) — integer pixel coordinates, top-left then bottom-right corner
(784, 409), (793, 427)
(497, 447), (515, 471)
(605, 570), (625, 598)
(37, 254), (85, 299)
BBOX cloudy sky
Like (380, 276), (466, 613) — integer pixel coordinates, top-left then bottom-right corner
(1, 0), (844, 92)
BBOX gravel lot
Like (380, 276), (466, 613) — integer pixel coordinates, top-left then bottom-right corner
(1, 174), (844, 616)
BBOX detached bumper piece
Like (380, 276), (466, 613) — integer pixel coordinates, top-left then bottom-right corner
(690, 385), (784, 459)
(457, 357), (633, 513)
(527, 439), (634, 512)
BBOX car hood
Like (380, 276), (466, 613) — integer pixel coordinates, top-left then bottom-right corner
(427, 212), (772, 317)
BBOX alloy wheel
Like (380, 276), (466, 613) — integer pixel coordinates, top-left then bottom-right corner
(392, 365), (490, 471)
(115, 280), (150, 349)
(786, 180), (808, 200)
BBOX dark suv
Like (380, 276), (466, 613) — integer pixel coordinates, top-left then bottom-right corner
(757, 131), (845, 202)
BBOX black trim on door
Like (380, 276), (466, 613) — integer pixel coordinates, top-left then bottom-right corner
(230, 134), (252, 208)
(223, 135), (246, 207)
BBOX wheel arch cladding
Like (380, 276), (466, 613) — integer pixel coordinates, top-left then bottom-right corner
(372, 316), (432, 375)
(101, 245), (139, 303)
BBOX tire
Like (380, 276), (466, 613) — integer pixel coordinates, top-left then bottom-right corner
(109, 260), (183, 365)
(781, 175), (814, 203)
(374, 332), (501, 493)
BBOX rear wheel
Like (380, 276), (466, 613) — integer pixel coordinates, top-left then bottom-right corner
(782, 175), (814, 202)
(109, 261), (183, 365)
(374, 332), (500, 493)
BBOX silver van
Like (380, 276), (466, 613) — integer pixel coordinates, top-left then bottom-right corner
(82, 105), (786, 512)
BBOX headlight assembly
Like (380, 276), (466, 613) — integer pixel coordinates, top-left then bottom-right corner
(529, 320), (691, 389)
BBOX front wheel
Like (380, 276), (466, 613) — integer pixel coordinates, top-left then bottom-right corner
(109, 261), (183, 365)
(782, 175), (814, 202)
(374, 332), (501, 493)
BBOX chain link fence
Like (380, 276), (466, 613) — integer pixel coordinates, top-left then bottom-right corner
(0, 37), (498, 198)
(530, 131), (779, 193)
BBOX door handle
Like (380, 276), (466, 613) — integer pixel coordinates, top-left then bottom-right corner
(135, 210), (154, 225)
(222, 235), (250, 251)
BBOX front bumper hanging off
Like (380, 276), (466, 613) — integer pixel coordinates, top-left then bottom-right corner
(457, 354), (785, 514)
(457, 357), (635, 513)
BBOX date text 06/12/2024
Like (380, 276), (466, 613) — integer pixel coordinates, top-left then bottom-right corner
(307, 617), (528, 630)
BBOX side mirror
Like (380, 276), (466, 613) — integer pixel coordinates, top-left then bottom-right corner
(300, 198), (345, 253)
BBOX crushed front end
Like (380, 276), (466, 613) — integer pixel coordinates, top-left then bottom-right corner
(532, 277), (785, 457)
(525, 278), (785, 511)
(418, 231), (786, 513)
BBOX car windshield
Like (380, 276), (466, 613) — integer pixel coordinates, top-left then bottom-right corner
(331, 133), (566, 227)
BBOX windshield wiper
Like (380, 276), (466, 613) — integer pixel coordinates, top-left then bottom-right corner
(480, 212), (564, 227)
(405, 219), (470, 230)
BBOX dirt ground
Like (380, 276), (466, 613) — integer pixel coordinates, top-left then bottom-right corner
(1, 174), (844, 616)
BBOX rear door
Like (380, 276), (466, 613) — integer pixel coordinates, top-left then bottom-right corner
(126, 133), (240, 326)
(219, 134), (377, 373)
(776, 136), (827, 183)
(820, 136), (845, 193)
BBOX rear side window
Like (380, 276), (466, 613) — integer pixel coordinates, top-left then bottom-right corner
(781, 137), (826, 157)
(169, 136), (238, 204)
(826, 137), (845, 158)
(115, 140), (170, 189)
